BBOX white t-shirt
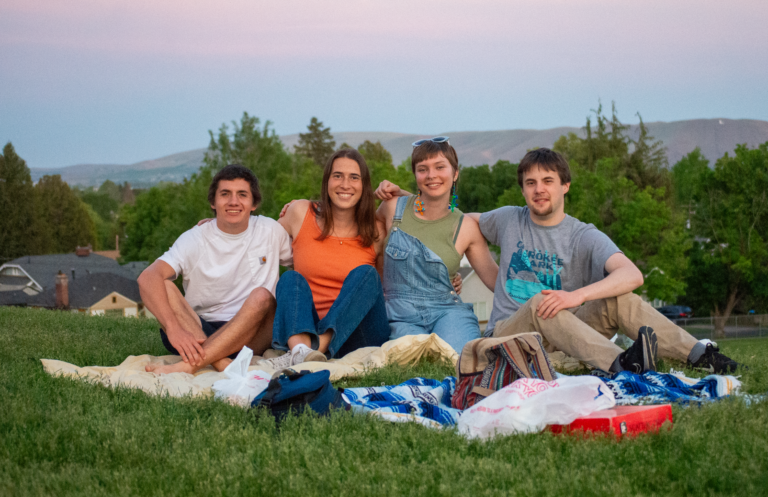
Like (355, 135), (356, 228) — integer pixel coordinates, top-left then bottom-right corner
(158, 216), (292, 322)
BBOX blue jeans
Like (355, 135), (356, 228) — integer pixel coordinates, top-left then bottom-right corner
(272, 266), (390, 359)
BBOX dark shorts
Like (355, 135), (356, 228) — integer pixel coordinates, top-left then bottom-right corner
(160, 318), (239, 360)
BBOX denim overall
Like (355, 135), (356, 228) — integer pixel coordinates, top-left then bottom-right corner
(383, 196), (480, 353)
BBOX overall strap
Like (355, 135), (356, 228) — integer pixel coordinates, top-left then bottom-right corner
(452, 214), (464, 244)
(392, 196), (409, 227)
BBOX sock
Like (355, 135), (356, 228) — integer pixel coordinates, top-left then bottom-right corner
(291, 343), (311, 356)
(687, 342), (706, 364)
(610, 354), (624, 373)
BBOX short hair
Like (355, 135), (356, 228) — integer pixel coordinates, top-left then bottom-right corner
(208, 164), (261, 210)
(411, 141), (459, 174)
(517, 148), (571, 188)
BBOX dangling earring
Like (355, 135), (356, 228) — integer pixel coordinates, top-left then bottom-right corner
(449, 182), (459, 212)
(414, 190), (426, 215)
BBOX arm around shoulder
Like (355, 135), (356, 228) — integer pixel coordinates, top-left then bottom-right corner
(462, 216), (499, 291)
(278, 199), (311, 239)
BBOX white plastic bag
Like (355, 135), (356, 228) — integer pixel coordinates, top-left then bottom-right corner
(212, 346), (271, 407)
(457, 376), (615, 439)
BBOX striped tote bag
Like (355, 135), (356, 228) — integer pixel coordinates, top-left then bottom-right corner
(451, 333), (557, 410)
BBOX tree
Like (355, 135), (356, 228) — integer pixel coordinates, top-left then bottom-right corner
(294, 117), (336, 167)
(0, 143), (37, 260)
(98, 179), (122, 203)
(688, 143), (768, 336)
(205, 112), (320, 219)
(671, 148), (710, 218)
(459, 160), (520, 213)
(34, 175), (96, 253)
(553, 103), (687, 302)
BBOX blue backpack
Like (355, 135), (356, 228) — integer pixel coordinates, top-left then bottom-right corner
(251, 369), (348, 421)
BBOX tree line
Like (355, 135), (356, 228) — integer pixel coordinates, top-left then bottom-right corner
(1, 105), (766, 328)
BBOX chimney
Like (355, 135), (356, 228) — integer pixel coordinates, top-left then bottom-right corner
(55, 271), (69, 309)
(75, 244), (92, 257)
(71, 268), (76, 280)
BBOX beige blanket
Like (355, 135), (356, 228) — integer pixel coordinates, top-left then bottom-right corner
(41, 334), (583, 398)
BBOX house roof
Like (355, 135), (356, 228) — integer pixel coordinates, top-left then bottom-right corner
(2, 272), (141, 309)
(1, 253), (145, 309)
(6, 253), (142, 289)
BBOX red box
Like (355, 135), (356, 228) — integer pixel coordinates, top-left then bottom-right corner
(549, 405), (673, 437)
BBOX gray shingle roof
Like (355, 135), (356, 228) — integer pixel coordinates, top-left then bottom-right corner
(0, 272), (141, 309)
(2, 253), (145, 309)
(7, 253), (141, 289)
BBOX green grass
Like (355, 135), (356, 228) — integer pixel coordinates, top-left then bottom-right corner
(1, 306), (768, 496)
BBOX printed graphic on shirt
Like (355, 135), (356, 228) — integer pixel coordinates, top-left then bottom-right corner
(259, 255), (267, 265)
(505, 241), (564, 304)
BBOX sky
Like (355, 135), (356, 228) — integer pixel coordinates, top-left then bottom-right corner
(1, 0), (767, 168)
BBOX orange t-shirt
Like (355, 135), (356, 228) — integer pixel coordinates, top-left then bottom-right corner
(292, 205), (377, 319)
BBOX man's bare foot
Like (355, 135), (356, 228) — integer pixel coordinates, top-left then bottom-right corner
(145, 360), (196, 375)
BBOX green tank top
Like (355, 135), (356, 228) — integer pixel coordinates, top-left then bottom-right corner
(395, 195), (464, 277)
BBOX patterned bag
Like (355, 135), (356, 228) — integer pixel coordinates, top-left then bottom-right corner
(451, 332), (557, 410)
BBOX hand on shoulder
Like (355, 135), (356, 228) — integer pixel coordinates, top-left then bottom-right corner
(278, 199), (311, 238)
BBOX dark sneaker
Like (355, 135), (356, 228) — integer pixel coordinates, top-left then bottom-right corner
(619, 326), (658, 374)
(690, 343), (741, 374)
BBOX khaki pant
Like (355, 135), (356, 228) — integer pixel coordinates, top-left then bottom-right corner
(492, 292), (698, 371)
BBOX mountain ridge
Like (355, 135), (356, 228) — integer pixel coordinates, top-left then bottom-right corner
(30, 118), (768, 187)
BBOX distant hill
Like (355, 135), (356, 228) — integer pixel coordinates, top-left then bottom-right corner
(30, 118), (768, 187)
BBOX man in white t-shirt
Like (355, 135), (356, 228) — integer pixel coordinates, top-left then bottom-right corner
(138, 164), (292, 375)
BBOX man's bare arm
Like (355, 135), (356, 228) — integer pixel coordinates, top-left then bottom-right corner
(463, 217), (499, 291)
(536, 252), (644, 319)
(138, 261), (205, 365)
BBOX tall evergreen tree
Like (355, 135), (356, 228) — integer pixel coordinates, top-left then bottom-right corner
(294, 117), (336, 167)
(0, 143), (37, 260)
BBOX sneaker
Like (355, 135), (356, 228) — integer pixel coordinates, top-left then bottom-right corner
(258, 346), (327, 369)
(262, 348), (287, 360)
(690, 343), (741, 374)
(619, 326), (658, 374)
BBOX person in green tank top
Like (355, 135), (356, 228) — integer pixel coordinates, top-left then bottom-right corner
(375, 138), (499, 353)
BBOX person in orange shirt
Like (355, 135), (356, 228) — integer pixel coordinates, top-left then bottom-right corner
(258, 149), (391, 368)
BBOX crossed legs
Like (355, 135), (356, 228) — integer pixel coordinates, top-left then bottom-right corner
(493, 292), (698, 371)
(146, 281), (275, 374)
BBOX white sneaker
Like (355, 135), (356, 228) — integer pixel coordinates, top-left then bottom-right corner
(258, 346), (326, 369)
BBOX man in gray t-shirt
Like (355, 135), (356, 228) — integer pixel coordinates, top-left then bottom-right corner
(479, 205), (620, 336)
(468, 148), (742, 375)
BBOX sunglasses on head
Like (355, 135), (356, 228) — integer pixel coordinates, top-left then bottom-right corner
(412, 136), (450, 147)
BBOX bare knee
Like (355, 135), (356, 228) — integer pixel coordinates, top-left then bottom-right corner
(246, 287), (276, 311)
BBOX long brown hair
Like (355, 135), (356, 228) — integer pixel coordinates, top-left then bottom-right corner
(312, 148), (378, 247)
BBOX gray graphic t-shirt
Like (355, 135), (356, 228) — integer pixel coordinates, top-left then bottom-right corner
(479, 206), (621, 336)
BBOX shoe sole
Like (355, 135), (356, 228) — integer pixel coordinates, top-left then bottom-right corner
(638, 326), (658, 373)
(304, 351), (328, 363)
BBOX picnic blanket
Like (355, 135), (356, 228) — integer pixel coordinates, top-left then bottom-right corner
(41, 333), (583, 398)
(41, 334), (458, 398)
(344, 370), (746, 429)
(344, 377), (461, 429)
(602, 370), (743, 405)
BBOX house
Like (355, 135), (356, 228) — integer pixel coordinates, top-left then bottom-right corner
(0, 248), (150, 317)
(457, 266), (495, 332)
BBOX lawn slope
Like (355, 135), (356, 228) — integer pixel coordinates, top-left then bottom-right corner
(1, 307), (767, 496)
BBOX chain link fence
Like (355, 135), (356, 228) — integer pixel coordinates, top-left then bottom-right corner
(671, 314), (768, 340)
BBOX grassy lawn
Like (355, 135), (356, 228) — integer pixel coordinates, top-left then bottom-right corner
(2, 306), (768, 496)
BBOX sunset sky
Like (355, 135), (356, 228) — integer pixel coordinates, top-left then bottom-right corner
(1, 0), (766, 168)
